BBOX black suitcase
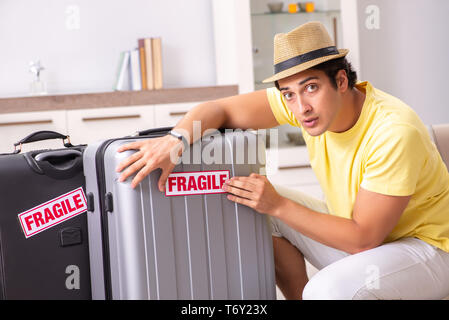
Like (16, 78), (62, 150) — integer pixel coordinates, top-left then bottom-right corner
(0, 131), (91, 299)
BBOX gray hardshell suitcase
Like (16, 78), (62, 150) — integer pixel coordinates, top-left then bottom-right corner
(83, 127), (276, 300)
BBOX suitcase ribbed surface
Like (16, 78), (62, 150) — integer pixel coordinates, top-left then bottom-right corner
(86, 131), (276, 300)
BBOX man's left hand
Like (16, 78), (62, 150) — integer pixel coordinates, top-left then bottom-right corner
(222, 173), (284, 216)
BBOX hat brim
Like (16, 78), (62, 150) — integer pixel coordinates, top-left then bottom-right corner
(262, 49), (349, 83)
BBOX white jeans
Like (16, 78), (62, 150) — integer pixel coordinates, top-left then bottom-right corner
(271, 185), (449, 300)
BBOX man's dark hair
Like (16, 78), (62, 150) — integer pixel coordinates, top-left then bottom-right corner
(274, 57), (357, 91)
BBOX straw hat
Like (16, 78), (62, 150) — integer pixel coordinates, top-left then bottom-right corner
(262, 21), (349, 83)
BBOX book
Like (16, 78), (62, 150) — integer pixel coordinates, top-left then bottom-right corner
(113, 51), (130, 91)
(151, 37), (163, 90)
(138, 39), (148, 90)
(143, 38), (154, 90)
(129, 49), (142, 91)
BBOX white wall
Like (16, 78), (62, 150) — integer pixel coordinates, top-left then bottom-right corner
(340, 0), (360, 73)
(354, 0), (449, 125)
(0, 0), (216, 97)
(212, 0), (254, 94)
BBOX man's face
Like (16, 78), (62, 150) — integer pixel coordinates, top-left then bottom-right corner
(277, 69), (344, 136)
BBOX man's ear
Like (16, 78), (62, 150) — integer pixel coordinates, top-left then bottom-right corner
(335, 69), (348, 92)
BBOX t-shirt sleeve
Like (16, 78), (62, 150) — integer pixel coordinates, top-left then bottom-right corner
(360, 124), (428, 196)
(266, 87), (301, 127)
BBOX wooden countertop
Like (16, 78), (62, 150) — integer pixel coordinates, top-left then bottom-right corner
(0, 85), (238, 114)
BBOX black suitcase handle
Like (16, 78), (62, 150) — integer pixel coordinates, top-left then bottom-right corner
(34, 149), (82, 162)
(13, 130), (74, 154)
(132, 126), (173, 137)
(131, 127), (227, 138)
(25, 148), (84, 178)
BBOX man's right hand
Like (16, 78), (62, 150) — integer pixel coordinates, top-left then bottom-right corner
(115, 134), (184, 191)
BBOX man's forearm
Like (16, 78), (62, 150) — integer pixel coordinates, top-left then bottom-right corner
(274, 197), (373, 254)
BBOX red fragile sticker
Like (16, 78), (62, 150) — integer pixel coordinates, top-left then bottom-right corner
(18, 187), (88, 239)
(165, 170), (230, 196)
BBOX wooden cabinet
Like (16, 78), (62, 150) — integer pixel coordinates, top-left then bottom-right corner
(153, 102), (201, 127)
(0, 85), (238, 151)
(66, 105), (155, 145)
(66, 102), (203, 145)
(0, 102), (204, 151)
(0, 110), (67, 153)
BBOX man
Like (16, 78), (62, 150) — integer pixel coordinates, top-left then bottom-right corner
(116, 22), (449, 299)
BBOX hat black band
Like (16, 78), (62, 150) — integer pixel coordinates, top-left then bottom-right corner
(274, 46), (339, 74)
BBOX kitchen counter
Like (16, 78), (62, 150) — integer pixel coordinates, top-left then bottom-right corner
(0, 85), (238, 114)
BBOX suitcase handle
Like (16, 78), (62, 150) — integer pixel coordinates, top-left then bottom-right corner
(34, 149), (82, 162)
(131, 126), (173, 137)
(130, 127), (228, 138)
(25, 148), (83, 178)
(13, 130), (73, 154)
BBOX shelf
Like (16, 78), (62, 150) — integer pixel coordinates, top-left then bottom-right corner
(251, 10), (340, 17)
(0, 85), (238, 114)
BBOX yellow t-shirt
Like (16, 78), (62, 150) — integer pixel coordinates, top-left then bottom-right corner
(267, 81), (449, 252)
